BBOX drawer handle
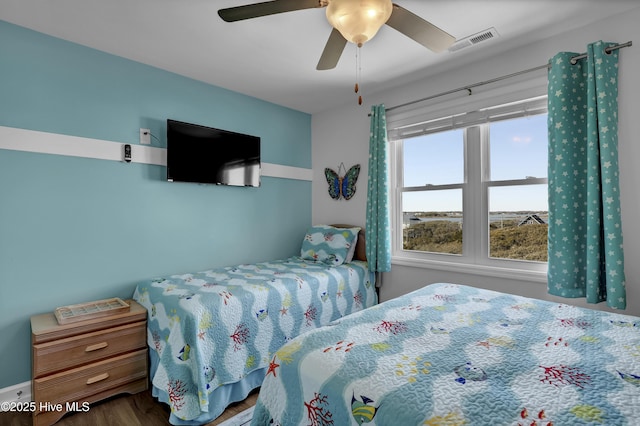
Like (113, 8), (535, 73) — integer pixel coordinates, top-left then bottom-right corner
(85, 342), (109, 352)
(86, 372), (110, 385)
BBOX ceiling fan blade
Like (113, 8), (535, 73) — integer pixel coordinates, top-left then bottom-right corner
(218, 0), (324, 22)
(386, 3), (455, 53)
(316, 28), (347, 70)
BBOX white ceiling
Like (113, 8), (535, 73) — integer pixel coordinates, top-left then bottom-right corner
(1, 0), (638, 114)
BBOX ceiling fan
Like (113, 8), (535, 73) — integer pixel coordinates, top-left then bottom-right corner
(218, 0), (456, 71)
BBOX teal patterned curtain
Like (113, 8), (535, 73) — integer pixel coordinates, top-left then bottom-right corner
(547, 41), (626, 309)
(366, 104), (391, 273)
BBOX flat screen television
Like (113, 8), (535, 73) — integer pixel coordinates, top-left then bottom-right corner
(166, 119), (261, 187)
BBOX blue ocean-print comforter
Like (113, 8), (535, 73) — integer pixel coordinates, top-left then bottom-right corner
(133, 257), (376, 423)
(252, 283), (640, 425)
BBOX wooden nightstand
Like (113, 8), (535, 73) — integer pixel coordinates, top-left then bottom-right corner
(30, 299), (148, 426)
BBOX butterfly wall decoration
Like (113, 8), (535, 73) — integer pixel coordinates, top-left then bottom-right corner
(324, 163), (360, 200)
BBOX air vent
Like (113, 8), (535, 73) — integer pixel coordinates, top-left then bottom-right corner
(448, 27), (499, 52)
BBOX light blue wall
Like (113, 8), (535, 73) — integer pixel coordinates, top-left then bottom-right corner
(0, 21), (312, 388)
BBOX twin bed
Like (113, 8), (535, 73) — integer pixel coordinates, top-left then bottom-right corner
(132, 225), (376, 425)
(252, 283), (640, 425)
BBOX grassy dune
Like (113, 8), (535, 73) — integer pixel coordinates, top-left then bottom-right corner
(404, 220), (548, 262)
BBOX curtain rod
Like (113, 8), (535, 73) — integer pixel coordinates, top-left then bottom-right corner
(569, 40), (632, 64)
(378, 40), (632, 115)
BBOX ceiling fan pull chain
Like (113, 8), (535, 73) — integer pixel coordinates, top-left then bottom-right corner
(356, 46), (363, 105)
(354, 47), (359, 94)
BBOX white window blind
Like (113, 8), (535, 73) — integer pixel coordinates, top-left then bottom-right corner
(387, 96), (548, 140)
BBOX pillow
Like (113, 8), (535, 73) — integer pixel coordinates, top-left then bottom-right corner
(300, 225), (361, 266)
(345, 232), (359, 263)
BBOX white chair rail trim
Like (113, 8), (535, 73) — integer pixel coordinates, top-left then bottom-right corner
(0, 126), (312, 182)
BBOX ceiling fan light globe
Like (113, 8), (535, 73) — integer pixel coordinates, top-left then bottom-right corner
(326, 0), (392, 46)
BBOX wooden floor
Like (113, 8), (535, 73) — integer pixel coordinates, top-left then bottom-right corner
(1, 388), (259, 426)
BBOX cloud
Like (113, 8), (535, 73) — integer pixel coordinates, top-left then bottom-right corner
(512, 136), (532, 144)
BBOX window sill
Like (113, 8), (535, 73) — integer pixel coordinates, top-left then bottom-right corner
(391, 255), (548, 283)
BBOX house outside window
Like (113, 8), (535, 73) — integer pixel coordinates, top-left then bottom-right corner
(388, 95), (548, 279)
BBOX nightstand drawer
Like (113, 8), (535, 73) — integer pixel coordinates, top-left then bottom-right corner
(33, 348), (148, 410)
(33, 321), (146, 377)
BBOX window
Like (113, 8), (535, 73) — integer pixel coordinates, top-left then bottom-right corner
(402, 129), (464, 255)
(389, 96), (548, 276)
(488, 115), (548, 262)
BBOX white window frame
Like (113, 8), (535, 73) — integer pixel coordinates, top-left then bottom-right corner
(388, 91), (549, 283)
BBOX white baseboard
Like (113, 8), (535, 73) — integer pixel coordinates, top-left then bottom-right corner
(0, 381), (31, 404)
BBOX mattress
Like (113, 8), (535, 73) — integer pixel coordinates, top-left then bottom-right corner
(133, 256), (376, 424)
